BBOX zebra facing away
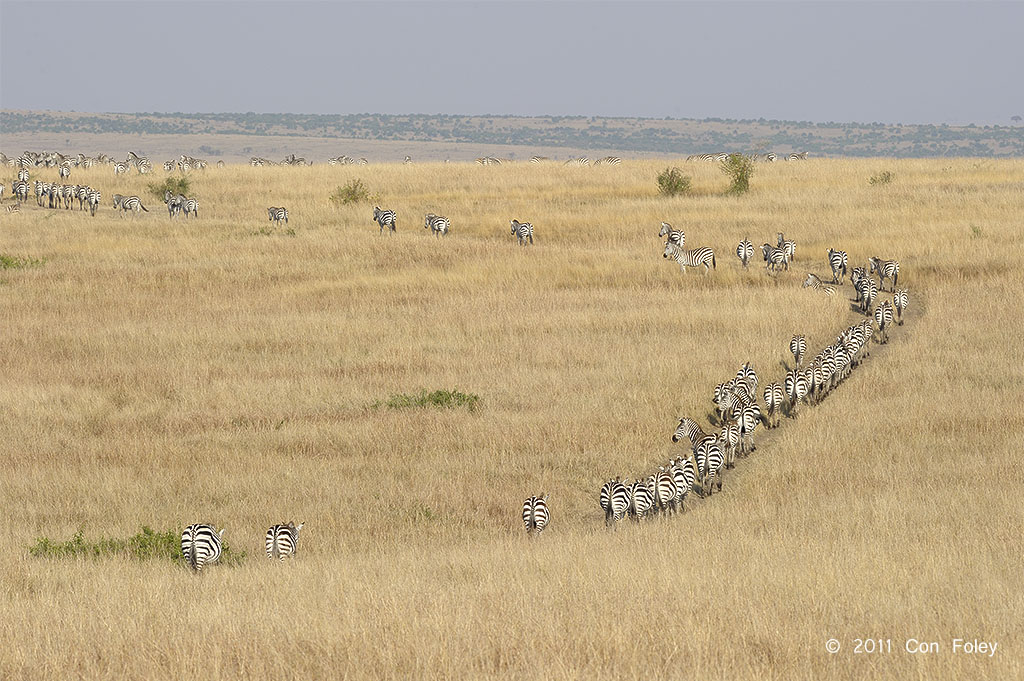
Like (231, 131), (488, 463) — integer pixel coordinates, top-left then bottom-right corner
(777, 233), (797, 262)
(893, 288), (908, 325)
(663, 242), (715, 274)
(266, 522), (304, 560)
(736, 239), (754, 268)
(268, 206), (289, 224)
(658, 222), (684, 248)
(181, 524), (224, 572)
(629, 481), (655, 520)
(761, 243), (788, 272)
(600, 478), (630, 526)
(763, 382), (784, 428)
(827, 248), (849, 284)
(868, 256), (900, 292)
(790, 335), (806, 367)
(424, 213), (450, 237)
(695, 436), (723, 497)
(874, 301), (895, 343)
(510, 219), (534, 245)
(373, 206), (397, 235)
(522, 495), (549, 533)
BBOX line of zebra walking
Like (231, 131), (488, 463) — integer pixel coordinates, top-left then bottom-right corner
(181, 521), (304, 572)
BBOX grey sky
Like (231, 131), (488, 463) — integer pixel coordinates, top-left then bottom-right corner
(1, 1), (1022, 125)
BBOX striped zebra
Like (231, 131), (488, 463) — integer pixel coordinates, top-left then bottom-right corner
(181, 524), (224, 572)
(868, 256), (900, 292)
(855, 275), (879, 315)
(564, 157), (590, 166)
(593, 156), (622, 165)
(76, 185), (90, 210)
(522, 495), (549, 533)
(113, 162), (130, 175)
(787, 152), (809, 161)
(13, 180), (29, 203)
(5, 203), (19, 214)
(653, 468), (678, 514)
(510, 219), (534, 246)
(87, 189), (101, 216)
(62, 184), (75, 209)
(784, 368), (808, 417)
(736, 239), (754, 268)
(403, 156), (412, 164)
(893, 288), (908, 325)
(776, 233), (796, 262)
(600, 478), (630, 526)
(737, 362), (758, 393)
(165, 190), (183, 218)
(790, 335), (806, 368)
(266, 522), (304, 560)
(873, 301), (894, 343)
(763, 382), (784, 428)
(216, 160), (225, 168)
(373, 206), (396, 234)
(529, 156), (549, 163)
(18, 167), (29, 182)
(663, 242), (715, 274)
(670, 457), (695, 511)
(802, 272), (837, 296)
(720, 423), (739, 469)
(476, 156), (502, 165)
(59, 164), (70, 180)
(764, 152), (778, 162)
(737, 404), (761, 455)
(695, 436), (723, 497)
(827, 248), (848, 284)
(35, 181), (47, 206)
(761, 243), (788, 272)
(0, 183), (4, 202)
(182, 197), (199, 219)
(268, 206), (289, 225)
(424, 213), (450, 237)
(629, 480), (655, 520)
(113, 194), (148, 217)
(658, 222), (684, 248)
(672, 417), (709, 448)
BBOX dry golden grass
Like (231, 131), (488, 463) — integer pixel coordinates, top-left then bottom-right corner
(1, 158), (1022, 680)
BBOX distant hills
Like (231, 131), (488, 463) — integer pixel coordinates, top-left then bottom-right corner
(2, 110), (1022, 158)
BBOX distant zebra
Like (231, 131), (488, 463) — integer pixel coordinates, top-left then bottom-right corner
(802, 272), (837, 296)
(761, 243), (788, 273)
(216, 160), (225, 168)
(18, 167), (29, 182)
(658, 222), (684, 248)
(510, 219), (534, 245)
(476, 156), (502, 165)
(873, 301), (894, 343)
(564, 157), (590, 166)
(827, 248), (848, 284)
(87, 189), (101, 216)
(787, 152), (809, 161)
(35, 181), (47, 206)
(373, 206), (396, 234)
(763, 382), (784, 428)
(182, 197), (199, 218)
(424, 213), (450, 237)
(14, 180), (29, 203)
(113, 194), (148, 217)
(403, 156), (412, 164)
(736, 239), (754, 268)
(521, 495), (549, 533)
(59, 165), (70, 180)
(529, 156), (549, 163)
(266, 522), (304, 560)
(76, 185), (90, 210)
(695, 437), (723, 497)
(784, 368), (809, 417)
(790, 335), (806, 367)
(594, 156), (622, 165)
(165, 190), (184, 218)
(776, 233), (796, 262)
(663, 242), (715, 274)
(268, 206), (289, 225)
(868, 256), (900, 292)
(600, 478), (630, 526)
(113, 162), (130, 175)
(181, 524), (224, 572)
(764, 152), (778, 162)
(893, 288), (908, 325)
(855, 275), (879, 315)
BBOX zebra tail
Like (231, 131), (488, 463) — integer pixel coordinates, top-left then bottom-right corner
(140, 204), (149, 212)
(712, 253), (717, 269)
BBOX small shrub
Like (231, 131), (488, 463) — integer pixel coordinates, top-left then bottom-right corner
(29, 526), (246, 566)
(970, 224), (982, 239)
(0, 253), (45, 270)
(869, 170), (895, 186)
(330, 179), (378, 205)
(720, 153), (756, 195)
(657, 167), (692, 196)
(371, 389), (480, 412)
(147, 176), (190, 202)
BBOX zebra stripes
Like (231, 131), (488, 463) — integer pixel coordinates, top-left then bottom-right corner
(268, 206), (289, 224)
(373, 206), (396, 235)
(694, 437), (723, 497)
(265, 522), (304, 560)
(476, 156), (502, 165)
(761, 243), (788, 272)
(629, 480), (655, 519)
(763, 382), (784, 428)
(802, 272), (837, 296)
(663, 242), (715, 273)
(424, 213), (450, 237)
(600, 478), (630, 526)
(893, 288), (908, 325)
(790, 335), (806, 367)
(873, 301), (894, 343)
(868, 256), (900, 292)
(776, 233), (796, 262)
(659, 222), (684, 248)
(510, 219), (534, 245)
(786, 152), (809, 161)
(522, 495), (549, 533)
(113, 194), (148, 217)
(593, 156), (622, 165)
(828, 248), (848, 284)
(784, 368), (809, 417)
(181, 524), (224, 572)
(736, 239), (754, 268)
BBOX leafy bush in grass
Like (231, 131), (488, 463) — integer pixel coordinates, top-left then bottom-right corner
(29, 526), (246, 566)
(657, 167), (692, 196)
(372, 389), (480, 412)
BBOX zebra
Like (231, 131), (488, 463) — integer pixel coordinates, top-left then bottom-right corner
(720, 423), (739, 469)
(737, 362), (758, 393)
(663, 242), (715, 273)
(653, 468), (678, 515)
(790, 335), (806, 367)
(564, 157), (590, 166)
(695, 436), (723, 497)
(529, 156), (549, 163)
(0, 183), (4, 202)
(670, 457), (695, 511)
(784, 368), (808, 417)
(373, 206), (396, 235)
(113, 162), (130, 175)
(827, 248), (848, 284)
(424, 213), (450, 237)
(510, 219), (534, 245)
(268, 206), (289, 225)
(403, 156), (412, 164)
(35, 181), (47, 206)
(62, 184), (75, 209)
(113, 194), (148, 217)
(777, 233), (796, 262)
(873, 302), (895, 343)
(761, 243), (788, 272)
(165, 190), (184, 218)
(181, 524), (224, 572)
(76, 185), (90, 210)
(868, 256), (900, 292)
(475, 156), (502, 165)
(787, 152), (809, 161)
(893, 288), (908, 325)
(266, 522), (304, 560)
(855, 275), (879, 315)
(764, 152), (778, 162)
(59, 164), (70, 181)
(216, 160), (225, 168)
(737, 404), (761, 455)
(5, 203), (19, 214)
(87, 189), (101, 216)
(736, 239), (754, 268)
(802, 272), (837, 296)
(521, 495), (549, 534)
(629, 480), (655, 520)
(18, 167), (29, 182)
(600, 478), (630, 526)
(658, 222), (684, 248)
(672, 417), (709, 448)
(13, 180), (29, 203)
(182, 197), (199, 219)
(594, 156), (622, 165)
(763, 382), (784, 428)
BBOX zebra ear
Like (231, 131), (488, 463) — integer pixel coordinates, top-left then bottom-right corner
(540, 495), (547, 502)
(296, 523), (304, 532)
(219, 528), (226, 538)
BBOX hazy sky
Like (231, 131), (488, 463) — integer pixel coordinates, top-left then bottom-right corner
(2, 1), (1022, 125)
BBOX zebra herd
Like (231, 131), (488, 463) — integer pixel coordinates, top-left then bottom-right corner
(180, 521), (304, 572)
(685, 152), (808, 163)
(18, 174), (104, 216)
(163, 154), (210, 173)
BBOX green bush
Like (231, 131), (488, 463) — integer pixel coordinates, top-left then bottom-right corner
(0, 253), (45, 270)
(372, 389), (480, 412)
(147, 177), (191, 202)
(29, 526), (246, 566)
(330, 179), (378, 205)
(657, 167), (692, 196)
(869, 170), (895, 186)
(721, 153), (756, 195)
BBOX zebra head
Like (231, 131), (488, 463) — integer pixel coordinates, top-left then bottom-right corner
(671, 418), (689, 443)
(662, 242), (678, 259)
(658, 222), (672, 238)
(802, 273), (818, 288)
(424, 213), (436, 229)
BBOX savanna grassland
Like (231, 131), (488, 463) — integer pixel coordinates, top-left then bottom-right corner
(0, 158), (1021, 680)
